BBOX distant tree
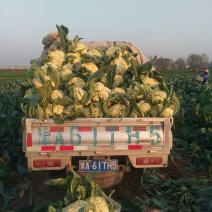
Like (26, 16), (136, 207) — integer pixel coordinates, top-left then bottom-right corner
(175, 57), (186, 69)
(186, 53), (209, 69)
(208, 60), (212, 68)
(202, 53), (209, 68)
(153, 57), (174, 70)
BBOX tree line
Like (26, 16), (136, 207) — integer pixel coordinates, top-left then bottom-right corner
(150, 53), (211, 70)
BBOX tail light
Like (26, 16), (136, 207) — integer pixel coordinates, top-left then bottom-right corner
(136, 157), (162, 165)
(33, 159), (62, 168)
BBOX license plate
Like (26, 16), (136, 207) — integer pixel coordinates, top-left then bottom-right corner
(79, 159), (118, 172)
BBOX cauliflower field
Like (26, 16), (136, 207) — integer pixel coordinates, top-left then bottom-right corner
(21, 25), (180, 123)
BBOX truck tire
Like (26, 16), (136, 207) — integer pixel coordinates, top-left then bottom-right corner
(77, 170), (124, 188)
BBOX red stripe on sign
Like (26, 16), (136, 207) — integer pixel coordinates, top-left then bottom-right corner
(50, 127), (64, 132)
(78, 127), (92, 132)
(41, 146), (56, 151)
(128, 145), (142, 150)
(27, 133), (32, 147)
(60, 146), (74, 151)
(105, 126), (119, 131)
(133, 126), (146, 131)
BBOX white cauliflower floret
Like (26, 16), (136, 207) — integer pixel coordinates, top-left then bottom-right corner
(137, 101), (151, 116)
(86, 196), (109, 212)
(81, 62), (98, 73)
(75, 87), (86, 101)
(32, 77), (43, 89)
(142, 77), (159, 86)
(92, 82), (111, 101)
(23, 88), (33, 99)
(51, 90), (64, 101)
(76, 43), (88, 54)
(112, 87), (125, 95)
(49, 50), (66, 67)
(114, 74), (124, 86)
(152, 90), (167, 104)
(109, 103), (126, 118)
(53, 105), (64, 115)
(67, 52), (81, 64)
(110, 57), (128, 75)
(60, 69), (73, 81)
(45, 104), (53, 118)
(61, 200), (88, 212)
(92, 93), (99, 102)
(95, 82), (105, 92)
(68, 77), (85, 88)
(99, 88), (111, 100)
(161, 107), (174, 117)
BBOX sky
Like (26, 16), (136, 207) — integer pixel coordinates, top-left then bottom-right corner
(0, 0), (212, 66)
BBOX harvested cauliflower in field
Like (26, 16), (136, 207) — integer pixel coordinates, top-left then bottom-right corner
(48, 50), (66, 67)
(53, 104), (64, 115)
(109, 103), (126, 118)
(161, 107), (174, 117)
(142, 77), (159, 86)
(76, 43), (88, 54)
(32, 77), (43, 89)
(82, 62), (98, 73)
(86, 196), (109, 212)
(51, 89), (64, 101)
(61, 200), (88, 212)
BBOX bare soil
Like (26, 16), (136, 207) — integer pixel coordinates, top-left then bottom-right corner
(1, 158), (210, 212)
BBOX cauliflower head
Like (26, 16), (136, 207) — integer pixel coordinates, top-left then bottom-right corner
(110, 57), (128, 75)
(94, 82), (111, 101)
(82, 62), (98, 73)
(53, 104), (64, 115)
(32, 77), (43, 89)
(60, 69), (73, 81)
(86, 196), (109, 212)
(112, 87), (126, 95)
(51, 89), (64, 101)
(152, 90), (167, 104)
(48, 50), (66, 67)
(109, 103), (126, 118)
(137, 101), (151, 116)
(75, 87), (86, 102)
(114, 74), (124, 87)
(142, 77), (159, 86)
(76, 43), (88, 54)
(61, 200), (88, 212)
(67, 52), (81, 64)
(161, 107), (174, 117)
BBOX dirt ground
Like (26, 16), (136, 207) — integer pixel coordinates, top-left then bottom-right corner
(1, 158), (210, 212)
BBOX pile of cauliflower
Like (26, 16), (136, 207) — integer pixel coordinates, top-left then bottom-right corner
(21, 25), (180, 123)
(46, 170), (115, 212)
